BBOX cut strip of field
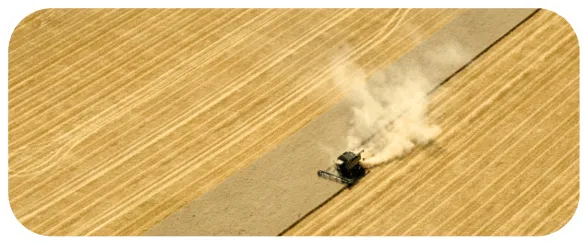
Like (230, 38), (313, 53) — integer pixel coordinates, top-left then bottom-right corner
(144, 9), (537, 236)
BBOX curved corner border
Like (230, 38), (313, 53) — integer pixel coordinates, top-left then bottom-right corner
(0, 224), (24, 245)
(0, 207), (26, 245)
(559, 0), (588, 32)
(0, 0), (25, 25)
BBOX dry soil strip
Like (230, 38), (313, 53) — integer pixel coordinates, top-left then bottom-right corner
(144, 8), (537, 236)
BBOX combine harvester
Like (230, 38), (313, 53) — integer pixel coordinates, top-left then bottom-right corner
(317, 150), (367, 187)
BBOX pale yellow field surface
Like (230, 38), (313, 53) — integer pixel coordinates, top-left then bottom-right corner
(8, 9), (578, 236)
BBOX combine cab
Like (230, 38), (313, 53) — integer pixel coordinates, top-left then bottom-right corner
(317, 150), (367, 187)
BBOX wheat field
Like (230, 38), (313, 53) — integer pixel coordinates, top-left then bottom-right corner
(8, 9), (578, 236)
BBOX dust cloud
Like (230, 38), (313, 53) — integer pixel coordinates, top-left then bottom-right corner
(329, 44), (457, 168)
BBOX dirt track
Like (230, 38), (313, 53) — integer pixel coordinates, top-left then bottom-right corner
(8, 9), (578, 236)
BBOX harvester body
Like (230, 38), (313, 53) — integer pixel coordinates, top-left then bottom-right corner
(317, 150), (367, 187)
